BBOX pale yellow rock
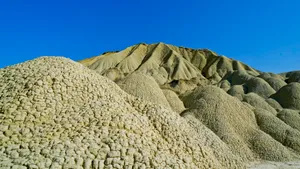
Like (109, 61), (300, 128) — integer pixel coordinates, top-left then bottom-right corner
(3, 43), (300, 169)
(79, 42), (259, 87)
(254, 108), (300, 153)
(181, 86), (298, 162)
(116, 73), (171, 109)
(271, 83), (300, 110)
(243, 93), (277, 115)
(0, 57), (231, 169)
(277, 109), (300, 132)
(162, 89), (185, 113)
(227, 85), (245, 100)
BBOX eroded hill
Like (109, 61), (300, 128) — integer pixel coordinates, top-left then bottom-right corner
(0, 43), (300, 168)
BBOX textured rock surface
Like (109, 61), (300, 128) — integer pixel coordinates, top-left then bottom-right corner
(226, 70), (255, 85)
(271, 83), (300, 110)
(78, 43), (300, 168)
(248, 161), (300, 169)
(243, 93), (277, 115)
(244, 77), (276, 98)
(0, 57), (230, 169)
(2, 43), (300, 168)
(116, 73), (171, 109)
(180, 86), (297, 162)
(258, 72), (285, 81)
(283, 71), (300, 83)
(79, 43), (259, 90)
(227, 85), (245, 100)
(265, 98), (283, 111)
(162, 89), (186, 113)
(254, 108), (300, 153)
(277, 109), (300, 132)
(218, 80), (231, 92)
(263, 77), (287, 91)
(182, 114), (245, 168)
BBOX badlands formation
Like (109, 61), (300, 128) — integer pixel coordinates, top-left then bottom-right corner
(1, 43), (300, 169)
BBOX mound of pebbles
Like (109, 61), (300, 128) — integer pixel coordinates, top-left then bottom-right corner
(0, 57), (242, 169)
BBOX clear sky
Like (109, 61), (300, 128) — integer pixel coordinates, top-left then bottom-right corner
(0, 0), (299, 73)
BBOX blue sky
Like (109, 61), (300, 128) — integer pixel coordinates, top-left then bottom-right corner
(0, 0), (299, 73)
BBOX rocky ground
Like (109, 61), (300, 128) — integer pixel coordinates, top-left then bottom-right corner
(1, 43), (300, 168)
(248, 161), (300, 169)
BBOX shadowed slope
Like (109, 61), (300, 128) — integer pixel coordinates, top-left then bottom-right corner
(271, 83), (300, 110)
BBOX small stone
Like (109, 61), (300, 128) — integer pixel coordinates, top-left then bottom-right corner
(0, 125), (9, 131)
(92, 159), (99, 168)
(19, 149), (30, 156)
(108, 151), (120, 158)
(10, 151), (19, 159)
(4, 130), (13, 137)
(113, 163), (122, 169)
(99, 160), (105, 169)
(127, 148), (135, 156)
(105, 158), (113, 165)
(84, 159), (92, 169)
(53, 157), (65, 164)
(36, 80), (43, 86)
(11, 165), (27, 169)
(50, 162), (62, 169)
(41, 148), (50, 157)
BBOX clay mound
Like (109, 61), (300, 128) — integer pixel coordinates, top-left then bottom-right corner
(282, 71), (300, 83)
(263, 77), (287, 91)
(180, 86), (296, 162)
(271, 83), (300, 110)
(258, 72), (285, 81)
(265, 98), (283, 111)
(162, 89), (186, 113)
(277, 109), (300, 132)
(201, 56), (258, 83)
(242, 93), (277, 115)
(218, 79), (231, 92)
(183, 114), (245, 168)
(116, 73), (171, 109)
(0, 57), (229, 169)
(222, 71), (277, 98)
(227, 85), (245, 100)
(79, 43), (259, 87)
(225, 70), (255, 85)
(244, 77), (276, 98)
(254, 108), (300, 153)
(3, 43), (300, 168)
(160, 77), (210, 95)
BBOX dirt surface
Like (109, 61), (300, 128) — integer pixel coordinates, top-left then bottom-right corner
(248, 161), (300, 169)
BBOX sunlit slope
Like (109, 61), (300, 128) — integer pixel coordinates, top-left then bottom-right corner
(79, 42), (259, 86)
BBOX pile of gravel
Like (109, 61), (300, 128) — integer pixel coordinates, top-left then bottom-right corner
(0, 57), (243, 168)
